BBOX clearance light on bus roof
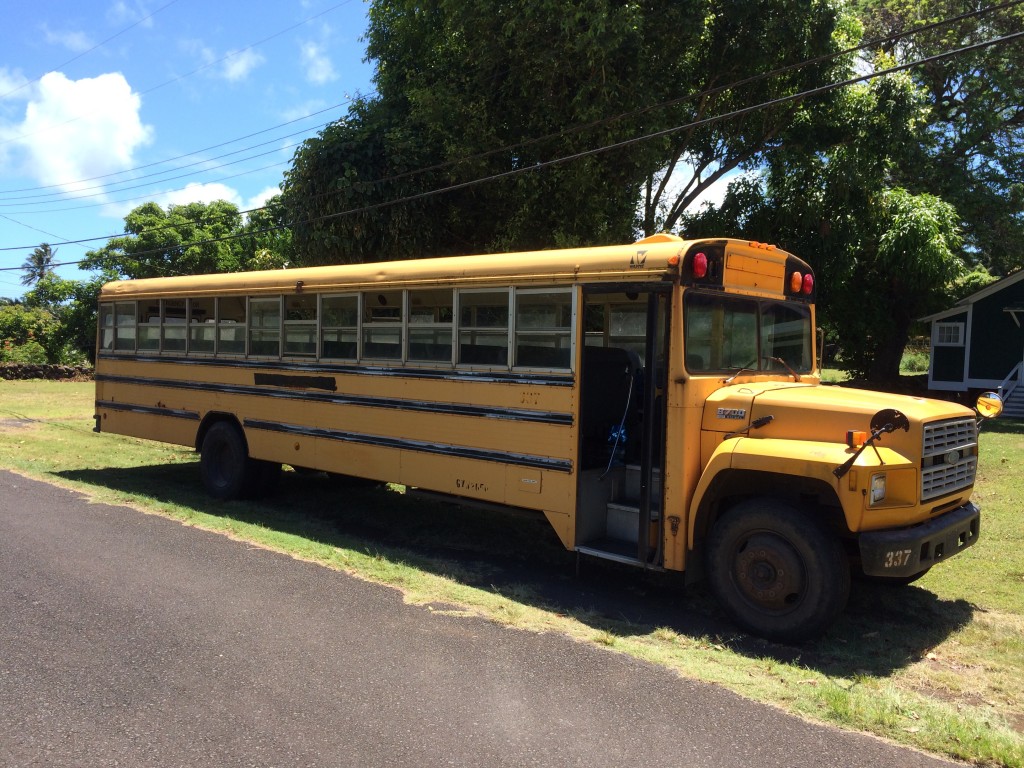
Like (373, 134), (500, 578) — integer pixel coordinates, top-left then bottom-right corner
(692, 252), (708, 278)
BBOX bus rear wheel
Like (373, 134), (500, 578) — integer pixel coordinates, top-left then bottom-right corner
(200, 421), (279, 500)
(706, 499), (850, 643)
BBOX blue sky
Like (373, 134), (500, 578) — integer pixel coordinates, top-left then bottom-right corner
(0, 0), (375, 296)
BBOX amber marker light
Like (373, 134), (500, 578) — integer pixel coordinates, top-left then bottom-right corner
(790, 271), (804, 293)
(846, 430), (868, 449)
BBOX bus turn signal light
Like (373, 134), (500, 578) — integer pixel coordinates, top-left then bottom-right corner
(846, 430), (868, 449)
(790, 271), (803, 293)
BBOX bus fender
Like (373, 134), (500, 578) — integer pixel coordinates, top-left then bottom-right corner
(687, 437), (857, 551)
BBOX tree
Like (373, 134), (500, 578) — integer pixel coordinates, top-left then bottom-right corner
(81, 201), (248, 280)
(23, 274), (104, 364)
(280, 0), (857, 264)
(856, 0), (1024, 276)
(21, 243), (56, 287)
(684, 72), (964, 380)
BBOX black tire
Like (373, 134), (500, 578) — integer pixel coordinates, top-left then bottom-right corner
(705, 499), (850, 643)
(200, 422), (279, 500)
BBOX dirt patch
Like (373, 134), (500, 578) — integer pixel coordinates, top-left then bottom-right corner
(0, 418), (34, 429)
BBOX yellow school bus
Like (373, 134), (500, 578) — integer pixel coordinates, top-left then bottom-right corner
(94, 234), (1001, 641)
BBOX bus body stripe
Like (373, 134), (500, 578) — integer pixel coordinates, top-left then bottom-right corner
(95, 400), (200, 421)
(95, 374), (574, 426)
(96, 353), (574, 387)
(243, 418), (573, 473)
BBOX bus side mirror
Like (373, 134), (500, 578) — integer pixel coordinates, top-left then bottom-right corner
(976, 392), (1003, 420)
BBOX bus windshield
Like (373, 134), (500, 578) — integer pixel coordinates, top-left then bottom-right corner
(683, 291), (813, 374)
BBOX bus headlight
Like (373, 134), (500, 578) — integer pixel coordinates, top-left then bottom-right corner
(870, 473), (887, 505)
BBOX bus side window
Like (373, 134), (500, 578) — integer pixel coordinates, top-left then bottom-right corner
(189, 297), (216, 355)
(99, 304), (115, 352)
(217, 296), (246, 356)
(137, 303), (160, 351)
(361, 290), (403, 361)
(114, 301), (136, 352)
(408, 288), (454, 363)
(284, 294), (317, 357)
(514, 289), (572, 369)
(458, 289), (509, 366)
(162, 298), (186, 353)
(321, 294), (358, 360)
(249, 298), (282, 358)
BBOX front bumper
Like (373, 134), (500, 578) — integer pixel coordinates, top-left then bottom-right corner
(858, 502), (980, 578)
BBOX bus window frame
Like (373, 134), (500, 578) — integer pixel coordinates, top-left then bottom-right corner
(320, 292), (360, 362)
(456, 287), (512, 369)
(361, 289), (405, 362)
(512, 286), (576, 372)
(407, 287), (455, 366)
(248, 296), (283, 360)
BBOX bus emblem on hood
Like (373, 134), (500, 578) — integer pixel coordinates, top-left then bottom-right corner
(717, 408), (747, 420)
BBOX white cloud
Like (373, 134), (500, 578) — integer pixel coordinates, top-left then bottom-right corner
(222, 49), (265, 82)
(43, 26), (94, 53)
(244, 185), (280, 211)
(301, 42), (337, 85)
(155, 182), (243, 208)
(180, 39), (264, 83)
(8, 71), (152, 198)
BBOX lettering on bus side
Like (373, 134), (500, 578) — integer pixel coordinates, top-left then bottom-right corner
(455, 478), (489, 493)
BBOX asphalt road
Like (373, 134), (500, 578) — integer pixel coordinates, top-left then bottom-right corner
(0, 469), (958, 768)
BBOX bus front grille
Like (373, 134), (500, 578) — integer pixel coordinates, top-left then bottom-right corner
(921, 417), (978, 502)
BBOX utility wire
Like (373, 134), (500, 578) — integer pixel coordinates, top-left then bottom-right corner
(2, 25), (1020, 273)
(1, 2), (1021, 257)
(4, 0), (1017, 204)
(0, 0), (358, 150)
(0, 100), (353, 196)
(0, 0), (183, 102)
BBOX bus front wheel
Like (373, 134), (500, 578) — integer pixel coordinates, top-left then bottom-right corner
(705, 499), (850, 643)
(200, 421), (279, 500)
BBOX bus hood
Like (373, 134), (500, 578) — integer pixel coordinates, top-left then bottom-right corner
(703, 382), (976, 445)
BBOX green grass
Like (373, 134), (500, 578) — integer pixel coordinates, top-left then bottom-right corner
(2, 381), (1023, 765)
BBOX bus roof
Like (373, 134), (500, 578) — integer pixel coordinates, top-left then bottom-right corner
(98, 235), (800, 300)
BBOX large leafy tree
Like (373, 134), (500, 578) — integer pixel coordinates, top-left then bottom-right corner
(81, 200), (248, 280)
(685, 72), (964, 380)
(856, 0), (1024, 275)
(280, 0), (856, 264)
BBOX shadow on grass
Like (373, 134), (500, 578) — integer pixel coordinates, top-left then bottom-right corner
(981, 419), (1024, 435)
(57, 462), (975, 677)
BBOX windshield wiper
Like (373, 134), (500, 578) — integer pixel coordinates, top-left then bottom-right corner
(766, 356), (801, 382)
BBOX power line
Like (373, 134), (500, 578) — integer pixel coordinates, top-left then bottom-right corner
(0, 100), (353, 197)
(0, 0), (358, 150)
(0, 129), (322, 210)
(0, 0), (184, 102)
(2, 25), (1019, 274)
(1, 2), (1021, 257)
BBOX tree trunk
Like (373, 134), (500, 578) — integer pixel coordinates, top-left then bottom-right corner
(867, 319), (910, 383)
